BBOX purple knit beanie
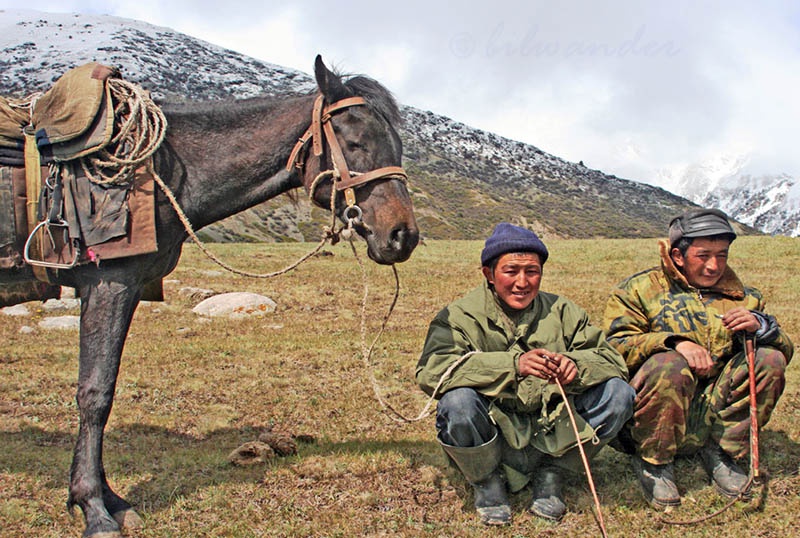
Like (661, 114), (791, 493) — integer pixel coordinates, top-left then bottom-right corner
(480, 223), (549, 267)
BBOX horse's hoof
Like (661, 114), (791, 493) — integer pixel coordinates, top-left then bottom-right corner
(112, 508), (144, 529)
(84, 533), (122, 538)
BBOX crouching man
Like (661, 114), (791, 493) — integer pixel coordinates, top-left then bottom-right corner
(416, 223), (635, 525)
(603, 208), (794, 508)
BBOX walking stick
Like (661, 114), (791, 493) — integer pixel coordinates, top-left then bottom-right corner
(660, 332), (762, 526)
(745, 334), (760, 480)
(554, 378), (608, 538)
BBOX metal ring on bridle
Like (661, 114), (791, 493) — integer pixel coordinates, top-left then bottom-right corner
(344, 205), (363, 225)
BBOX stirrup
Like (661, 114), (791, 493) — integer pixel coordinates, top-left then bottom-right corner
(23, 220), (80, 269)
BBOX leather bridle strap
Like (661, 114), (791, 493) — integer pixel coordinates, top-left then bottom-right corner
(335, 166), (407, 191)
(286, 94), (407, 208)
(286, 95), (366, 173)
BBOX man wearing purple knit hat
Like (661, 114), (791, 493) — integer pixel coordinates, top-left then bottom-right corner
(417, 223), (634, 526)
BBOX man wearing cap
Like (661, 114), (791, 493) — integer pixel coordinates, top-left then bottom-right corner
(416, 222), (634, 526)
(603, 208), (793, 508)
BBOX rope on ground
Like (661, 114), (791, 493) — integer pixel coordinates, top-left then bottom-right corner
(656, 477), (758, 526)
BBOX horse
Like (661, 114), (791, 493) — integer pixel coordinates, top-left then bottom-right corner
(2, 55), (419, 538)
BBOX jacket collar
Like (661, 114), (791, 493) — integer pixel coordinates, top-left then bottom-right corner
(658, 239), (745, 299)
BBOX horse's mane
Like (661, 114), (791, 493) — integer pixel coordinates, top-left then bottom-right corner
(341, 74), (403, 128)
(157, 67), (402, 129)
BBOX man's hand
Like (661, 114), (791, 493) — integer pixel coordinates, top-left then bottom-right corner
(719, 307), (761, 334)
(674, 340), (715, 376)
(518, 349), (578, 385)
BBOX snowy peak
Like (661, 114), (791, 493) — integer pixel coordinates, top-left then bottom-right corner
(673, 152), (751, 202)
(0, 9), (315, 100)
(659, 148), (799, 237)
(701, 172), (799, 237)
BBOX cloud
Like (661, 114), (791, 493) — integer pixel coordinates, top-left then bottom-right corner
(2, 0), (797, 182)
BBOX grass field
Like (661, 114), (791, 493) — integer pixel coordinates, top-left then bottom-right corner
(1, 236), (798, 537)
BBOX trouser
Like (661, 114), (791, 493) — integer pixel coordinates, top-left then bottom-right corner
(628, 348), (787, 465)
(436, 378), (635, 488)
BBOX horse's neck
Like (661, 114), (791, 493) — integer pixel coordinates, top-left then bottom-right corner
(158, 94), (314, 229)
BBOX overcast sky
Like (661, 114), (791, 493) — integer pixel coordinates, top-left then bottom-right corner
(2, 0), (798, 186)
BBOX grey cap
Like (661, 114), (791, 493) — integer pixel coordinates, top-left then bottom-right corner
(669, 208), (736, 246)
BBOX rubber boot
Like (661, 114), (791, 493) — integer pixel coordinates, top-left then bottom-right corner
(529, 466), (566, 520)
(700, 441), (750, 498)
(440, 433), (511, 526)
(631, 455), (681, 508)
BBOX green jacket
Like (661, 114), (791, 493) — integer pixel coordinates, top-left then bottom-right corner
(603, 240), (794, 374)
(416, 281), (628, 454)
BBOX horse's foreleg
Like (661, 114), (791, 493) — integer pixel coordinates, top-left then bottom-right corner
(67, 278), (142, 538)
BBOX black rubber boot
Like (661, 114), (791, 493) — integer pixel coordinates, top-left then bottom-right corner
(472, 471), (512, 525)
(440, 433), (511, 526)
(700, 441), (750, 498)
(529, 466), (566, 521)
(631, 455), (681, 508)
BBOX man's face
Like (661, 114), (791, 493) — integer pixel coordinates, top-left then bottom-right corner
(671, 237), (731, 288)
(482, 252), (542, 310)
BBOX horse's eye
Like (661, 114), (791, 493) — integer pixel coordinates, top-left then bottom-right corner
(347, 141), (365, 152)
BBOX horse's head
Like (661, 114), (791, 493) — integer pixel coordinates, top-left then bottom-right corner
(290, 56), (419, 265)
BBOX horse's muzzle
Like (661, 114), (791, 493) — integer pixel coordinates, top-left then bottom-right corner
(367, 222), (419, 264)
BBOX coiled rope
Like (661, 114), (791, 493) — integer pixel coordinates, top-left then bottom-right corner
(80, 78), (167, 186)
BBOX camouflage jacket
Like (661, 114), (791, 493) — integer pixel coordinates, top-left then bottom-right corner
(603, 240), (794, 374)
(416, 281), (627, 453)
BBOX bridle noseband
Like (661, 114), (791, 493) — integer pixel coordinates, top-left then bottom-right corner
(286, 94), (407, 225)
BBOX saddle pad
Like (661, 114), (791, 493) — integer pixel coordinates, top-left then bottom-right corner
(0, 167), (17, 268)
(0, 161), (157, 273)
(0, 96), (28, 148)
(84, 165), (158, 262)
(0, 165), (40, 270)
(32, 62), (118, 148)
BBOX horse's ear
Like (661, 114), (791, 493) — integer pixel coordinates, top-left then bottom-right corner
(314, 55), (348, 102)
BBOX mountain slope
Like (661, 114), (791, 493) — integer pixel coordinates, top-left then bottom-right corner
(0, 9), (709, 241)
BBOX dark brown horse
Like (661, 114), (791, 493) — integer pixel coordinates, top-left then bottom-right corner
(4, 56), (418, 537)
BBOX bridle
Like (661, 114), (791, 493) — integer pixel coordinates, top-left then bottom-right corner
(286, 94), (408, 226)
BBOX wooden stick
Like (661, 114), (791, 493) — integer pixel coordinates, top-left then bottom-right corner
(554, 378), (608, 538)
(746, 336), (760, 479)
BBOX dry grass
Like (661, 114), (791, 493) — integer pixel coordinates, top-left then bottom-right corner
(1, 236), (798, 537)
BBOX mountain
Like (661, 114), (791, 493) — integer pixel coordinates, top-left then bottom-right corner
(658, 155), (800, 237)
(702, 173), (799, 237)
(1, 9), (715, 242)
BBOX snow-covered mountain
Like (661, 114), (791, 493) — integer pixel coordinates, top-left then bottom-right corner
(658, 154), (799, 237)
(0, 9), (314, 99)
(1, 8), (765, 241)
(703, 173), (799, 237)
